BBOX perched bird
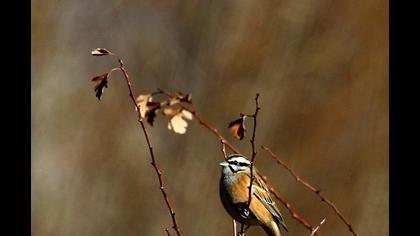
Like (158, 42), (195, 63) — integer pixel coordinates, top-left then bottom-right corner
(219, 154), (288, 236)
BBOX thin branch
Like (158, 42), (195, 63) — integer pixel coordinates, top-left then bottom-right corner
(260, 175), (321, 236)
(261, 146), (358, 236)
(165, 228), (171, 236)
(249, 93), (260, 160)
(115, 62), (181, 236)
(221, 140), (228, 161)
(239, 93), (260, 236)
(311, 218), (326, 236)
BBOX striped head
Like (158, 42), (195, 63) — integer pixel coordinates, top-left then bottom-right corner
(219, 154), (251, 174)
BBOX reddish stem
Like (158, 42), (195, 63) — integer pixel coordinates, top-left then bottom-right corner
(262, 146), (358, 236)
(118, 66), (182, 236)
(239, 93), (260, 236)
(261, 175), (321, 236)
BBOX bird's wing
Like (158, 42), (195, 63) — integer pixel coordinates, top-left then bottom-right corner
(251, 171), (288, 232)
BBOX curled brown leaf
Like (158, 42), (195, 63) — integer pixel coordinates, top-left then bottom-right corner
(176, 92), (192, 104)
(228, 116), (246, 140)
(136, 94), (152, 118)
(145, 102), (161, 126)
(91, 48), (111, 56)
(92, 73), (109, 100)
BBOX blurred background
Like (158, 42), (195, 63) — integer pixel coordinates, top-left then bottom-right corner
(32, 0), (388, 235)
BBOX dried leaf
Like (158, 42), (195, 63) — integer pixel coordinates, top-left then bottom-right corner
(168, 114), (188, 134)
(91, 48), (111, 56)
(146, 103), (160, 126)
(164, 93), (193, 106)
(92, 73), (109, 100)
(175, 92), (192, 103)
(168, 97), (181, 106)
(92, 73), (108, 82)
(162, 107), (179, 117)
(167, 109), (193, 134)
(181, 94), (192, 103)
(136, 94), (152, 118)
(135, 94), (161, 125)
(145, 102), (161, 126)
(181, 110), (193, 120)
(228, 116), (246, 140)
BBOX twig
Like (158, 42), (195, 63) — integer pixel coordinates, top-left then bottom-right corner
(221, 140), (229, 161)
(261, 146), (358, 236)
(260, 175), (321, 236)
(165, 228), (171, 236)
(249, 93), (260, 160)
(112, 57), (181, 236)
(311, 218), (326, 236)
(238, 93), (260, 236)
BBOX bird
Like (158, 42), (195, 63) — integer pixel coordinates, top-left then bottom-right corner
(219, 154), (288, 236)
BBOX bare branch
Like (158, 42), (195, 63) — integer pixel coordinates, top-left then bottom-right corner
(239, 93), (260, 236)
(260, 175), (321, 236)
(113, 62), (182, 235)
(261, 146), (358, 236)
(221, 140), (228, 161)
(165, 228), (171, 236)
(249, 93), (260, 160)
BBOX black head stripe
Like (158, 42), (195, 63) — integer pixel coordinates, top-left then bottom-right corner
(238, 162), (250, 167)
(228, 160), (238, 165)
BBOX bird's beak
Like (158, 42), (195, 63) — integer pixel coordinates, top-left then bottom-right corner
(219, 161), (229, 167)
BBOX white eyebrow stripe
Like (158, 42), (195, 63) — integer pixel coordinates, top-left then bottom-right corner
(228, 157), (251, 165)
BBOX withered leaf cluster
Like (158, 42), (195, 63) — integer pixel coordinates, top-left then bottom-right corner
(136, 92), (193, 134)
(90, 47), (194, 134)
(135, 94), (161, 126)
(91, 48), (115, 100)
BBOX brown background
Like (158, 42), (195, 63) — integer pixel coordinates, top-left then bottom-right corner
(32, 0), (388, 235)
